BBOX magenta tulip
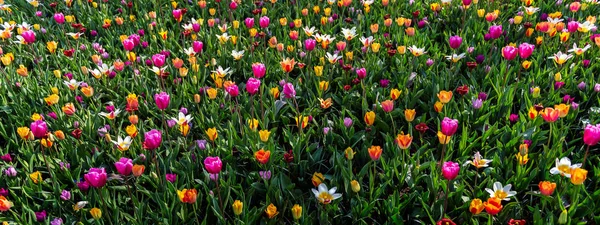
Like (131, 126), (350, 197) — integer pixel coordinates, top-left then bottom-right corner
(151, 54), (166, 67)
(448, 35), (463, 49)
(114, 158), (133, 176)
(246, 78), (261, 95)
(204, 156), (222, 174)
(304, 39), (316, 51)
(143, 129), (162, 150)
(192, 41), (203, 53)
(501, 46), (518, 60)
(53, 13), (65, 24)
(583, 124), (600, 146)
(154, 92), (170, 110)
(283, 82), (296, 98)
(84, 168), (108, 188)
(441, 117), (459, 136)
(30, 120), (48, 139)
(244, 18), (255, 28)
(226, 84), (240, 97)
(441, 161), (460, 180)
(518, 43), (534, 59)
(356, 68), (367, 79)
(567, 21), (579, 33)
(251, 63), (266, 78)
(21, 30), (36, 44)
(122, 38), (135, 51)
(488, 25), (503, 39)
(259, 16), (270, 28)
(229, 1), (238, 9)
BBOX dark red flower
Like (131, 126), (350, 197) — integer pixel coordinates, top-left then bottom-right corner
(71, 128), (82, 139)
(415, 123), (429, 134)
(467, 62), (478, 69)
(344, 85), (351, 91)
(456, 85), (469, 95)
(283, 150), (294, 163)
(437, 218), (456, 225)
(63, 49), (74, 57)
(508, 219), (526, 225)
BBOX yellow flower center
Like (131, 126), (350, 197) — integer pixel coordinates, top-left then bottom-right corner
(318, 192), (333, 204)
(558, 165), (571, 175)
(494, 190), (508, 200)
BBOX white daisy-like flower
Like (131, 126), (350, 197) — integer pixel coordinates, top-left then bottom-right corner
(578, 21), (597, 33)
(64, 79), (82, 90)
(463, 152), (492, 168)
(550, 157), (582, 178)
(359, 36), (374, 46)
(231, 50), (245, 60)
(341, 27), (357, 40)
(407, 45), (427, 57)
(303, 26), (317, 37)
(325, 52), (342, 64)
(66, 32), (84, 40)
(567, 43), (591, 55)
(216, 33), (231, 43)
(485, 182), (517, 201)
(171, 112), (193, 126)
(444, 53), (466, 63)
(212, 66), (232, 77)
(311, 183), (342, 204)
(111, 136), (132, 151)
(99, 109), (121, 120)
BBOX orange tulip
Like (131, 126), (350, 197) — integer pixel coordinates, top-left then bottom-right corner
(538, 181), (556, 196)
(540, 107), (559, 122)
(132, 165), (145, 177)
(368, 145), (382, 161)
(177, 189), (198, 203)
(404, 109), (416, 122)
(484, 197), (503, 215)
(280, 58), (296, 73)
(554, 104), (570, 118)
(254, 149), (271, 164)
(437, 90), (453, 103)
(469, 198), (484, 215)
(395, 132), (412, 150)
(364, 111), (375, 126)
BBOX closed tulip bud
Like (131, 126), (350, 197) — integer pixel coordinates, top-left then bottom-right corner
(558, 210), (568, 224)
(194, 94), (201, 103)
(232, 200), (243, 216)
(90, 208), (102, 220)
(291, 204), (302, 220)
(344, 147), (355, 160)
(132, 165), (145, 177)
(350, 180), (360, 192)
(404, 109), (416, 122)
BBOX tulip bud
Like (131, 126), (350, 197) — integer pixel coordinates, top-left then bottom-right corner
(558, 210), (568, 224)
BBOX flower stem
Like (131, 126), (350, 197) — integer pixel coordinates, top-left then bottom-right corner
(582, 145), (590, 168)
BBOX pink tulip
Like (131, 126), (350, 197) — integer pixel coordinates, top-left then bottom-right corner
(226, 84), (240, 97)
(192, 41), (203, 53)
(259, 16), (270, 28)
(381, 100), (394, 113)
(518, 43), (534, 59)
(21, 30), (36, 44)
(283, 82), (296, 98)
(172, 9), (183, 21)
(489, 25), (503, 39)
(583, 124), (600, 146)
(304, 39), (316, 51)
(244, 18), (255, 28)
(462, 0), (472, 6)
(114, 158), (133, 176)
(154, 92), (170, 110)
(30, 120), (48, 139)
(501, 46), (518, 60)
(567, 21), (579, 33)
(54, 13), (65, 24)
(192, 23), (201, 32)
(204, 156), (222, 174)
(448, 35), (462, 49)
(246, 78), (261, 95)
(151, 54), (166, 67)
(356, 68), (367, 79)
(229, 1), (238, 10)
(441, 161), (460, 180)
(252, 63), (266, 78)
(84, 168), (108, 188)
(441, 117), (459, 136)
(143, 129), (162, 150)
(122, 38), (135, 51)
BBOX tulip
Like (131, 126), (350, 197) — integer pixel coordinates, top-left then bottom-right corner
(21, 30), (36, 44)
(518, 43), (534, 59)
(143, 129), (162, 150)
(538, 181), (556, 196)
(114, 157), (133, 176)
(291, 204), (302, 220)
(381, 100), (394, 113)
(153, 92), (170, 110)
(192, 41), (203, 53)
(265, 203), (278, 219)
(472, 98), (483, 109)
(251, 63), (266, 78)
(395, 132), (413, 149)
(356, 68), (367, 79)
(254, 149), (271, 164)
(30, 120), (48, 138)
(448, 35), (462, 49)
(151, 54), (166, 67)
(567, 21), (579, 33)
(54, 13), (65, 24)
(305, 39), (316, 51)
(246, 78), (261, 95)
(404, 109), (416, 122)
(489, 25), (503, 39)
(122, 38), (134, 51)
(570, 168), (587, 185)
(90, 208), (102, 220)
(177, 189), (198, 203)
(166, 173), (177, 183)
(84, 168), (108, 188)
(35, 210), (47, 222)
(502, 46), (518, 60)
(283, 83), (296, 98)
(437, 90), (453, 103)
(259, 16), (270, 28)
(390, 89), (402, 100)
(364, 111), (375, 126)
(484, 197), (503, 215)
(233, 200), (243, 216)
(437, 219), (456, 225)
(540, 107), (559, 122)
(132, 165), (145, 177)
(583, 124), (600, 146)
(244, 18), (254, 28)
(204, 156), (222, 174)
(368, 145), (382, 161)
(441, 117), (459, 136)
(469, 198), (484, 215)
(441, 161), (460, 180)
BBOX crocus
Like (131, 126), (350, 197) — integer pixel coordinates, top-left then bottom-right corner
(440, 117), (459, 136)
(583, 124), (600, 146)
(154, 92), (170, 110)
(251, 63), (266, 78)
(448, 35), (462, 49)
(441, 161), (460, 180)
(204, 156), (222, 174)
(30, 120), (48, 138)
(246, 78), (261, 95)
(283, 82), (296, 98)
(518, 43), (534, 59)
(84, 168), (108, 188)
(143, 129), (162, 150)
(502, 46), (518, 60)
(151, 54), (166, 67)
(114, 157), (133, 176)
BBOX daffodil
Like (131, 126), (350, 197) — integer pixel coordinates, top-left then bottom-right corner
(485, 182), (517, 201)
(311, 183), (342, 204)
